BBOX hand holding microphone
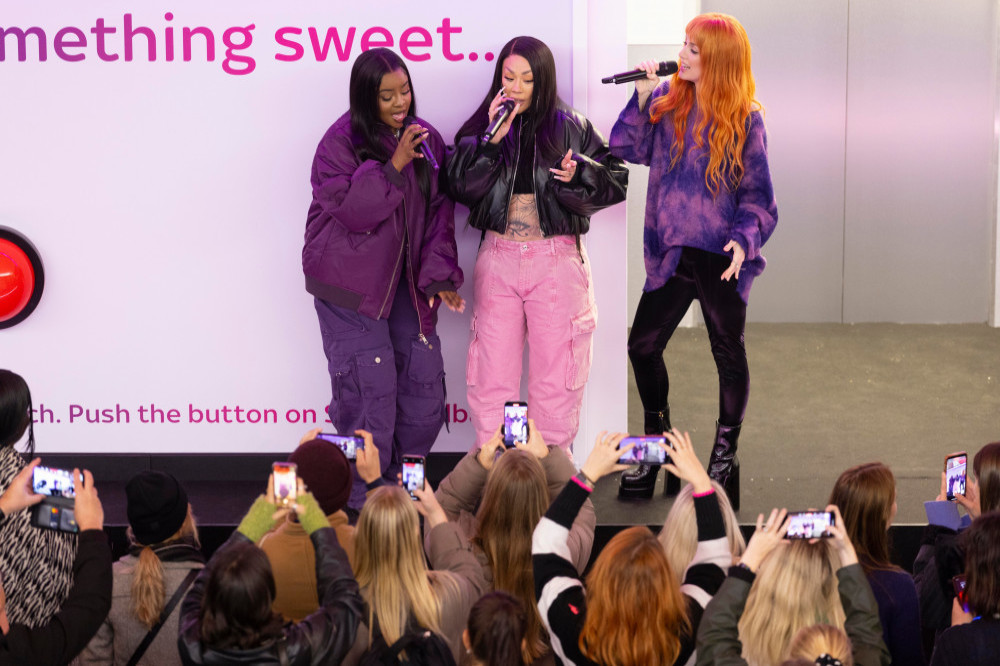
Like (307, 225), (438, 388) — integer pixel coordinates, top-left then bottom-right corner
(390, 121), (430, 173)
(403, 116), (439, 170)
(482, 89), (520, 145)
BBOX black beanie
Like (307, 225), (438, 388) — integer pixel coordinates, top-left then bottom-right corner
(126, 470), (189, 546)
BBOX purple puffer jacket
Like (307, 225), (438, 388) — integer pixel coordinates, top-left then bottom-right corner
(303, 111), (463, 334)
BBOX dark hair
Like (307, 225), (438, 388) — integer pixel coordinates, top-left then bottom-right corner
(455, 36), (566, 163)
(348, 47), (431, 209)
(828, 462), (898, 575)
(961, 511), (1000, 618)
(467, 591), (527, 666)
(973, 442), (1000, 514)
(199, 541), (284, 650)
(0, 369), (34, 457)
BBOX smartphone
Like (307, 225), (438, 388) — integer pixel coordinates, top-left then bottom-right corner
(617, 436), (670, 465)
(272, 462), (298, 507)
(945, 452), (967, 502)
(315, 433), (363, 460)
(31, 502), (78, 533)
(952, 574), (969, 613)
(402, 455), (426, 500)
(784, 511), (835, 539)
(503, 401), (529, 448)
(31, 465), (76, 499)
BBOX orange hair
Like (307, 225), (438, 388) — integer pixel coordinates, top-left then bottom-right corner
(649, 13), (762, 196)
(579, 527), (690, 666)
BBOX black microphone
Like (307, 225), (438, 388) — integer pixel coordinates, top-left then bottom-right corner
(601, 61), (679, 84)
(402, 116), (438, 170)
(480, 99), (516, 146)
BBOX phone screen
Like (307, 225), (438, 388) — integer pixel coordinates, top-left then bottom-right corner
(272, 462), (297, 506)
(952, 575), (969, 613)
(617, 436), (668, 465)
(402, 456), (425, 499)
(785, 511), (835, 539)
(945, 453), (967, 501)
(31, 466), (76, 498)
(316, 433), (362, 460)
(503, 402), (529, 448)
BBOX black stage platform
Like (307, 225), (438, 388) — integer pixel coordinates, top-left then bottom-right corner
(41, 451), (926, 572)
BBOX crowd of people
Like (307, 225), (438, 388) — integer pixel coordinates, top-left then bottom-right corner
(1, 368), (999, 665)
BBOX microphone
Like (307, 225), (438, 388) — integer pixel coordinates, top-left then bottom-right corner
(480, 99), (516, 146)
(601, 61), (679, 84)
(402, 116), (438, 170)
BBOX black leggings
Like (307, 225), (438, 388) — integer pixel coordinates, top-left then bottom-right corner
(628, 247), (749, 426)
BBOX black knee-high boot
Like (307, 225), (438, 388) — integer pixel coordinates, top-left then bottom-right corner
(708, 421), (741, 511)
(619, 408), (673, 500)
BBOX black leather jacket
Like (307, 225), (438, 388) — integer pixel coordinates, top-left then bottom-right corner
(445, 108), (628, 238)
(178, 528), (365, 665)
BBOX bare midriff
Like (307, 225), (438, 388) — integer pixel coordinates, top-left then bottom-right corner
(487, 194), (544, 241)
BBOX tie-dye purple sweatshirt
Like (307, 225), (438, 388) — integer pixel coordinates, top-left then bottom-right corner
(609, 83), (777, 303)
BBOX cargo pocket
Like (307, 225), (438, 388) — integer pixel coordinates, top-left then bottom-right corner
(353, 346), (397, 434)
(398, 334), (446, 426)
(466, 314), (481, 388)
(565, 307), (597, 391)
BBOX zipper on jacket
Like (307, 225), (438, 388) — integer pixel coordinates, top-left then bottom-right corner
(378, 196), (406, 319)
(402, 197), (429, 343)
(530, 135), (545, 237)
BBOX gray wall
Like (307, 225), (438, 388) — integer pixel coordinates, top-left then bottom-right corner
(626, 0), (997, 323)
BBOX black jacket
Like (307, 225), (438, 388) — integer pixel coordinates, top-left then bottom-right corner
(178, 528), (365, 665)
(445, 108), (628, 238)
(0, 529), (112, 666)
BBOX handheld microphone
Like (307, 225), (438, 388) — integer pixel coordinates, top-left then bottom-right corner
(601, 61), (679, 84)
(481, 99), (517, 146)
(403, 116), (438, 170)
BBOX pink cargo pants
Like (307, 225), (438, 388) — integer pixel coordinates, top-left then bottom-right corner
(466, 234), (597, 452)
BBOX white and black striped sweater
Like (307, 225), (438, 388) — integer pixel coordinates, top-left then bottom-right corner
(532, 477), (730, 666)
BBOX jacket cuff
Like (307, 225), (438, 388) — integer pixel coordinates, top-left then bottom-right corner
(728, 564), (756, 584)
(424, 281), (455, 299)
(694, 491), (727, 541)
(365, 477), (386, 491)
(480, 141), (501, 158)
(382, 160), (406, 187)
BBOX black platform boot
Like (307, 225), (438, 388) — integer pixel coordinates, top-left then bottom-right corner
(707, 421), (741, 511)
(619, 408), (674, 500)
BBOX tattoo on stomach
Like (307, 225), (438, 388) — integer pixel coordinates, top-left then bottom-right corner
(502, 194), (544, 240)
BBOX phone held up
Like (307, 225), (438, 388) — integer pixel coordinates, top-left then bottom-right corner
(944, 451), (967, 502)
(503, 401), (529, 449)
(316, 433), (364, 460)
(784, 511), (835, 540)
(402, 455), (426, 500)
(616, 436), (670, 465)
(952, 574), (969, 613)
(272, 462), (298, 507)
(30, 465), (78, 533)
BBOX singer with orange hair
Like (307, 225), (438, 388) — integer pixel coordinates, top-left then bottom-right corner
(610, 13), (777, 508)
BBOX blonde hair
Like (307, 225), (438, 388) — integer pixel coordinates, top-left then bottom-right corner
(658, 481), (745, 583)
(473, 450), (549, 662)
(355, 486), (457, 645)
(738, 540), (845, 666)
(129, 507), (200, 628)
(649, 12), (762, 196)
(579, 527), (690, 666)
(787, 624), (854, 666)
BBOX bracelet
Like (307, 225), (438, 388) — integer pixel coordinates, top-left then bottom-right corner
(577, 470), (597, 488)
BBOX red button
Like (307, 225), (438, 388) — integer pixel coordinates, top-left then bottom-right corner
(0, 238), (34, 322)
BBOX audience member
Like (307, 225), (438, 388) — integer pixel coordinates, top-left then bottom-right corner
(0, 369), (78, 627)
(829, 462), (925, 665)
(354, 481), (486, 663)
(914, 442), (1000, 651)
(259, 428), (357, 622)
(696, 506), (889, 666)
(432, 419), (594, 662)
(0, 462), (112, 664)
(463, 591), (527, 666)
(177, 476), (365, 664)
(534, 429), (730, 666)
(928, 511), (1000, 665)
(659, 479), (745, 585)
(77, 470), (203, 665)
(783, 624), (854, 666)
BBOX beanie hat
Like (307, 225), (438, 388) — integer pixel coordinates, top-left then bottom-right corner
(289, 439), (352, 515)
(126, 470), (189, 546)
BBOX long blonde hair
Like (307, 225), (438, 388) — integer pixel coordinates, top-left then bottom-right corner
(473, 450), (549, 662)
(355, 486), (454, 645)
(659, 481), (745, 583)
(738, 540), (845, 666)
(649, 12), (762, 196)
(129, 507), (200, 628)
(786, 624), (854, 666)
(579, 527), (690, 666)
